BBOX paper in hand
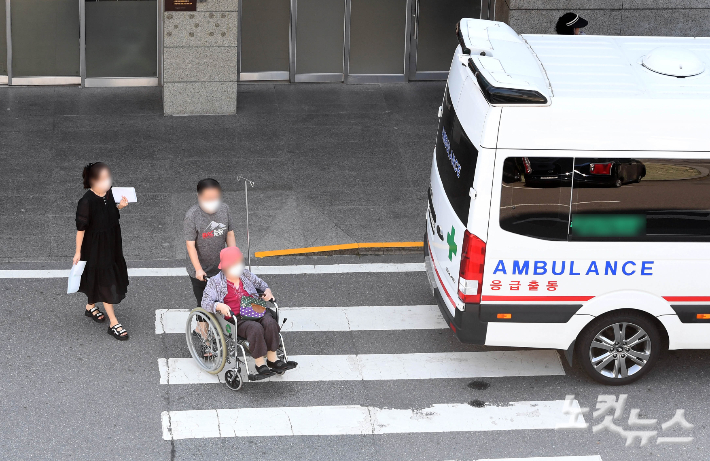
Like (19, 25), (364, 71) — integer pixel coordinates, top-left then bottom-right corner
(67, 261), (86, 294)
(112, 187), (137, 203)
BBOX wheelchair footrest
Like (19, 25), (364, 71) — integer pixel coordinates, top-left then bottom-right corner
(248, 373), (272, 382)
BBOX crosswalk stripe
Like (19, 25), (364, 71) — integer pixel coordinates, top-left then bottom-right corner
(161, 399), (585, 439)
(158, 350), (565, 384)
(475, 457), (603, 461)
(155, 304), (446, 334)
(0, 262), (424, 279)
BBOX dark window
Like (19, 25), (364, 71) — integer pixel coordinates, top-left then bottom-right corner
(499, 157), (572, 240)
(571, 158), (710, 242)
(436, 85), (478, 224)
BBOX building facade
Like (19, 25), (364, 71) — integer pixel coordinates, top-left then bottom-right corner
(2, 1), (709, 114)
(1, 0), (482, 88)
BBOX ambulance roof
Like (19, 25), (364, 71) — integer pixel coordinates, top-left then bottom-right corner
(457, 19), (710, 152)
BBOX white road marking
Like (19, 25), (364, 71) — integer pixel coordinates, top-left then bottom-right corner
(0, 262), (424, 279)
(161, 400), (585, 439)
(155, 305), (446, 334)
(157, 350), (565, 384)
(0, 270), (71, 278)
(476, 457), (603, 461)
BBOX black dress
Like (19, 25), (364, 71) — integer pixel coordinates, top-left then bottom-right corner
(76, 189), (129, 305)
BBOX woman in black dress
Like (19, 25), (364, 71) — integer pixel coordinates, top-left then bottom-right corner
(73, 162), (130, 340)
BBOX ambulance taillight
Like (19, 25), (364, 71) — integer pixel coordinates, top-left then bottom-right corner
(458, 230), (486, 304)
(590, 162), (612, 175)
(522, 157), (532, 174)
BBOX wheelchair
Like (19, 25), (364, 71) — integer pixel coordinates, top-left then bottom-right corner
(185, 299), (290, 391)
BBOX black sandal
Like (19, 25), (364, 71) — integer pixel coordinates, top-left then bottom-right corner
(267, 359), (298, 374)
(107, 323), (129, 341)
(84, 306), (106, 323)
(250, 364), (276, 381)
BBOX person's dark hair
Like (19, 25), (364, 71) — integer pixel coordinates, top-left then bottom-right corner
(556, 12), (586, 35)
(197, 178), (222, 194)
(82, 162), (109, 189)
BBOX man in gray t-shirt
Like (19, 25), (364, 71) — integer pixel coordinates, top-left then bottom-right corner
(184, 178), (236, 307)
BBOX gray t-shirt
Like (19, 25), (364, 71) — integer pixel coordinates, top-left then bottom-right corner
(184, 203), (234, 278)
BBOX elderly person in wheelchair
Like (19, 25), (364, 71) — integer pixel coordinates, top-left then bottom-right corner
(201, 246), (297, 379)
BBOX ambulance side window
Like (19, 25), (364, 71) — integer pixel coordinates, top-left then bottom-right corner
(570, 158), (710, 241)
(436, 86), (478, 224)
(499, 157), (572, 240)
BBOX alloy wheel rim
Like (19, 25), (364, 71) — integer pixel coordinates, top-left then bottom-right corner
(589, 322), (652, 378)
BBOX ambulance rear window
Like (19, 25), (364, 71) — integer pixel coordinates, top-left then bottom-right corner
(499, 157), (573, 240)
(436, 86), (478, 224)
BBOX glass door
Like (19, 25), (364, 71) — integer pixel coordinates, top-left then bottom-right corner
(239, 0), (291, 81)
(293, 0), (344, 82)
(84, 0), (158, 87)
(346, 0), (409, 83)
(409, 0), (480, 80)
(10, 0), (80, 85)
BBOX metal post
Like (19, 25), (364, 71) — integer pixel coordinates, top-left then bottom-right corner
(6, 0), (12, 85)
(158, 0), (164, 86)
(289, 0), (297, 82)
(237, 176), (255, 270)
(404, 0), (414, 81)
(237, 0), (242, 81)
(343, 0), (350, 83)
(80, 0), (85, 87)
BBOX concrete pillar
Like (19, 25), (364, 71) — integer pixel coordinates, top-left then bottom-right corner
(163, 0), (238, 115)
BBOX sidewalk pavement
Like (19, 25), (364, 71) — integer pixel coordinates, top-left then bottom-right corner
(0, 83), (444, 263)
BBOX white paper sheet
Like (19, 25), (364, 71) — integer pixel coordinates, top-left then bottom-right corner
(111, 187), (137, 203)
(67, 261), (86, 294)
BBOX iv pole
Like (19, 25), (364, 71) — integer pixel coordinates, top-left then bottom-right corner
(236, 176), (255, 270)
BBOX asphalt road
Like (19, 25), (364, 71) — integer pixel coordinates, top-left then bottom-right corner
(0, 83), (442, 263)
(1, 255), (708, 461)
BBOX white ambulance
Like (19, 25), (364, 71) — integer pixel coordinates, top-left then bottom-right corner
(425, 18), (710, 385)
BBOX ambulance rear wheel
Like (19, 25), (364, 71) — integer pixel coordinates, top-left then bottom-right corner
(577, 312), (661, 385)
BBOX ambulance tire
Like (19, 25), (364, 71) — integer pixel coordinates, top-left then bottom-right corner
(576, 312), (661, 386)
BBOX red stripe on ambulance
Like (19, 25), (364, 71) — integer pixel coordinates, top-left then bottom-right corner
(428, 242), (459, 310)
(482, 295), (594, 302)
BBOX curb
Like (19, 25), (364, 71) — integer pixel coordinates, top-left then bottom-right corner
(254, 242), (424, 258)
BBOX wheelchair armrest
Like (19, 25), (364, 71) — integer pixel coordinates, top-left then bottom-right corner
(268, 307), (279, 323)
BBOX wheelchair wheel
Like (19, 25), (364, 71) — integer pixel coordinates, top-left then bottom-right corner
(224, 368), (243, 391)
(185, 308), (227, 374)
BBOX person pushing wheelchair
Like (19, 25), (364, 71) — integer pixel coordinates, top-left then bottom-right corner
(201, 246), (297, 379)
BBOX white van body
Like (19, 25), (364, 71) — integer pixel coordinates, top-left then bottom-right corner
(425, 19), (710, 384)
